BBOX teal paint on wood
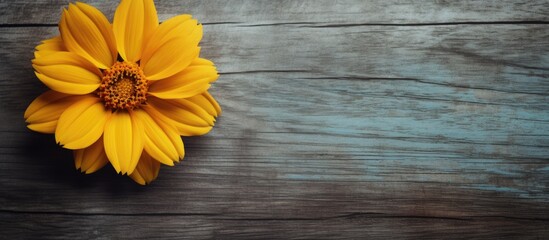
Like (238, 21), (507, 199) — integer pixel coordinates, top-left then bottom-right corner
(0, 0), (549, 239)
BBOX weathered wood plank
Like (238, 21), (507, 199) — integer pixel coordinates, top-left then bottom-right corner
(0, 0), (548, 25)
(1, 212), (548, 239)
(1, 0), (548, 239)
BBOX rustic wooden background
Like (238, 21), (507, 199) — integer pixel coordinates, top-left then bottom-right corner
(1, 0), (548, 239)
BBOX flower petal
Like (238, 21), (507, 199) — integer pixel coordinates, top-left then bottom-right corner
(33, 51), (102, 94)
(162, 119), (185, 160)
(34, 73), (99, 95)
(141, 15), (203, 80)
(129, 151), (160, 185)
(134, 110), (183, 166)
(148, 59), (218, 99)
(140, 14), (193, 65)
(56, 96), (110, 149)
(24, 91), (71, 120)
(103, 111), (144, 174)
(33, 51), (102, 76)
(59, 3), (116, 69)
(190, 58), (215, 67)
(142, 0), (159, 47)
(186, 91), (222, 117)
(145, 98), (214, 136)
(28, 122), (58, 133)
(24, 90), (88, 133)
(149, 97), (214, 126)
(34, 36), (66, 58)
(113, 0), (158, 62)
(143, 106), (186, 160)
(74, 2), (117, 61)
(74, 137), (108, 174)
(143, 39), (200, 81)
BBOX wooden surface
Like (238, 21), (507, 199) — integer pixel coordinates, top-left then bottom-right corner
(1, 0), (548, 239)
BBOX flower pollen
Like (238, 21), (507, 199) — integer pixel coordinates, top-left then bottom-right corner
(98, 61), (148, 110)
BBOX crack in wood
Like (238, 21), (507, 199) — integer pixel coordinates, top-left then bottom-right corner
(1, 21), (548, 29)
(2, 209), (548, 222)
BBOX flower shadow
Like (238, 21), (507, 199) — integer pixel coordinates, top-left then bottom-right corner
(20, 130), (146, 194)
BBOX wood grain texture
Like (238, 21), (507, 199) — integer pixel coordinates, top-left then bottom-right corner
(1, 0), (548, 239)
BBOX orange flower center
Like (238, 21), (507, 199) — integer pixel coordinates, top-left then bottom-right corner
(98, 61), (148, 110)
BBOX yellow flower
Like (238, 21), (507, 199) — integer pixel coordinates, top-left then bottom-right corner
(24, 0), (221, 185)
